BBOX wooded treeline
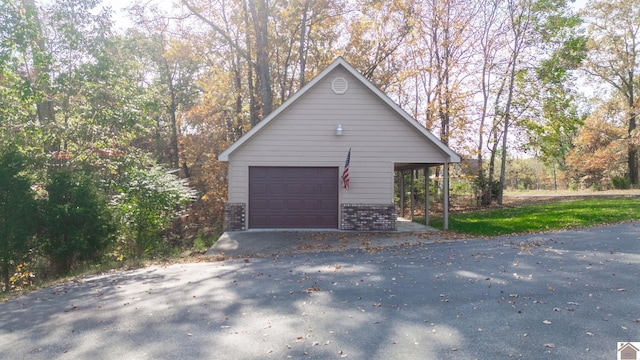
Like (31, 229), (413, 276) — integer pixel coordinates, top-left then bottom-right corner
(1, 0), (638, 290)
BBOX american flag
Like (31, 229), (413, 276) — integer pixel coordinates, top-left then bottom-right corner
(342, 148), (351, 189)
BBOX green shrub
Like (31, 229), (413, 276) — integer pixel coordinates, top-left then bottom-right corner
(112, 165), (196, 258)
(589, 183), (602, 191)
(42, 168), (116, 275)
(611, 176), (631, 189)
(193, 231), (216, 253)
(0, 149), (38, 292)
(472, 173), (500, 205)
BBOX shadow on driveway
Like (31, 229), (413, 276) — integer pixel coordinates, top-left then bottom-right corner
(1, 222), (639, 359)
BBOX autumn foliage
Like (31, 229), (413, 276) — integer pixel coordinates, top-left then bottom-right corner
(565, 101), (629, 189)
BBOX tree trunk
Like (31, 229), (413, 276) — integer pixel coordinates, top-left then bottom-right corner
(24, 0), (57, 152)
(2, 262), (9, 293)
(299, 0), (310, 87)
(240, 0), (259, 126)
(484, 73), (507, 205)
(628, 77), (638, 185)
(183, 0), (272, 125)
(487, 129), (499, 204)
(162, 58), (180, 170)
(498, 55), (518, 205)
(629, 113), (638, 185)
(498, 0), (528, 205)
(477, 68), (487, 206)
(247, 0), (272, 120)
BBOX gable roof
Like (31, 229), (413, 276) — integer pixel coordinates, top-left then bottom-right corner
(218, 57), (461, 163)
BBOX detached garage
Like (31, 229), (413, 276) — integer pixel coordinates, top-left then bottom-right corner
(218, 57), (461, 231)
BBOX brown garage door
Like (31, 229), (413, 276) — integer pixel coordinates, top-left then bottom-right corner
(249, 167), (338, 229)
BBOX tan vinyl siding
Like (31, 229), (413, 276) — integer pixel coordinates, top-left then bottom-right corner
(227, 67), (450, 207)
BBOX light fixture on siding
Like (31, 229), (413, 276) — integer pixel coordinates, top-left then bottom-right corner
(336, 124), (343, 136)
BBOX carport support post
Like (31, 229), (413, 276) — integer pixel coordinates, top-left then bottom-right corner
(424, 166), (429, 226)
(410, 169), (415, 221)
(443, 163), (449, 230)
(399, 170), (405, 217)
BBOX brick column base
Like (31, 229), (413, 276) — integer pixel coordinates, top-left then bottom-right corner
(224, 203), (246, 231)
(340, 204), (396, 231)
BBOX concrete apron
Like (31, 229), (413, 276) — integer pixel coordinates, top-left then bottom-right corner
(206, 217), (438, 258)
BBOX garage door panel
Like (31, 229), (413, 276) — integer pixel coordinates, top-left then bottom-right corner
(286, 168), (303, 177)
(303, 184), (318, 193)
(249, 167), (338, 229)
(318, 199), (337, 210)
(302, 199), (317, 210)
(311, 216), (336, 227)
(251, 183), (268, 195)
(318, 184), (336, 194)
(251, 199), (268, 210)
(266, 169), (284, 179)
(286, 199), (303, 210)
(268, 199), (285, 209)
(252, 167), (269, 178)
(302, 168), (317, 177)
(267, 183), (284, 195)
(288, 183), (303, 194)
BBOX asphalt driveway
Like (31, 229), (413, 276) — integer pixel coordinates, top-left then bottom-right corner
(1, 222), (639, 359)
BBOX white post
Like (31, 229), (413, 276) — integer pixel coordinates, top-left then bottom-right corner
(443, 163), (449, 230)
(399, 170), (405, 218)
(425, 166), (429, 226)
(410, 169), (415, 221)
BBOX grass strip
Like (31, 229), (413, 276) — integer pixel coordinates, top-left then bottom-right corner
(428, 197), (640, 236)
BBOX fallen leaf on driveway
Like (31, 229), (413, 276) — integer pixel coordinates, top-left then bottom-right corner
(303, 286), (320, 293)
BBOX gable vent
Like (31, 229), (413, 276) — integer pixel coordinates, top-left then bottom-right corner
(331, 77), (349, 94)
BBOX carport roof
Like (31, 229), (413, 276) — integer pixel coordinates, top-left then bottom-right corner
(217, 57), (461, 164)
(394, 163), (446, 171)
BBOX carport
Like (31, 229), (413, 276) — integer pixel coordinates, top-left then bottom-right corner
(395, 163), (451, 230)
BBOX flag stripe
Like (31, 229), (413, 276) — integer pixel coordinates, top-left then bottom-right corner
(342, 148), (350, 189)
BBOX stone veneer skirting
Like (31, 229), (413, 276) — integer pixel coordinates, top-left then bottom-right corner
(224, 203), (246, 231)
(341, 204), (396, 231)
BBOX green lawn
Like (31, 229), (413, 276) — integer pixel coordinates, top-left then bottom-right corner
(426, 197), (640, 236)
